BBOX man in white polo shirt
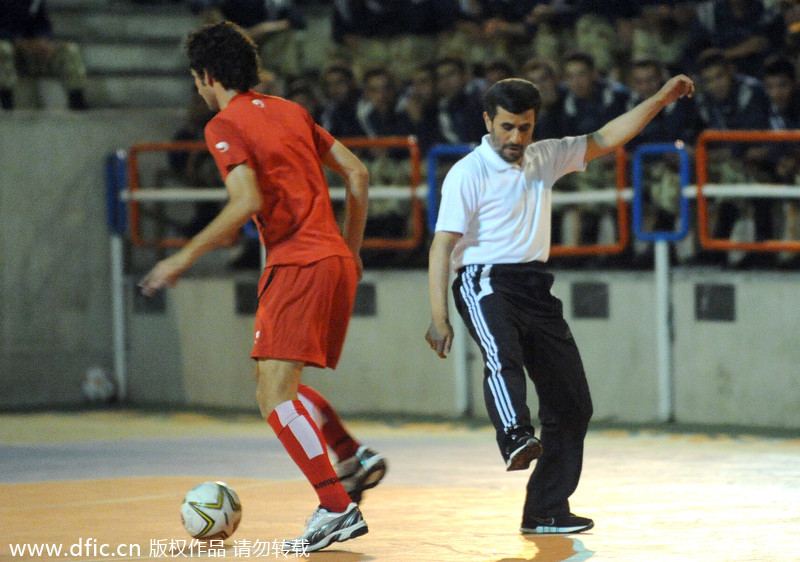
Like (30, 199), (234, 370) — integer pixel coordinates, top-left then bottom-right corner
(426, 74), (694, 534)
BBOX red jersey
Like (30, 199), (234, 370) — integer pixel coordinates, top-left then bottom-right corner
(205, 92), (352, 266)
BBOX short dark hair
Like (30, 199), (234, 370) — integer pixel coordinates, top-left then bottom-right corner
(764, 54), (796, 81)
(186, 21), (260, 92)
(697, 48), (730, 73)
(483, 78), (542, 119)
(521, 57), (557, 79)
(435, 56), (467, 75)
(563, 51), (595, 71)
(324, 64), (356, 83)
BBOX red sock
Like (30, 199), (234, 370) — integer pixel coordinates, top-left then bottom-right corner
(267, 399), (352, 513)
(298, 384), (360, 461)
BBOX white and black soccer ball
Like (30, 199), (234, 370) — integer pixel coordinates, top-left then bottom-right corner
(180, 481), (242, 540)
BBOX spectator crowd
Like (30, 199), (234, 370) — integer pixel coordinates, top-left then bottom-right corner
(6, 0), (800, 268)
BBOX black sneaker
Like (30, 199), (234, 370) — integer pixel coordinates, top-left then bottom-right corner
(503, 427), (543, 471)
(520, 513), (594, 534)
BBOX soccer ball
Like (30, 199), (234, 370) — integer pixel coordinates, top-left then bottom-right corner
(180, 481), (242, 540)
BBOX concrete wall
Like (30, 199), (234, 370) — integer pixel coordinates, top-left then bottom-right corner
(122, 268), (800, 429)
(0, 110), (185, 408)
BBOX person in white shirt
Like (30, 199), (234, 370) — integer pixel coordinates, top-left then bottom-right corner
(426, 74), (694, 535)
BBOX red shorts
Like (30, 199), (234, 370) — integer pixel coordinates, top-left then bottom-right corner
(251, 255), (357, 369)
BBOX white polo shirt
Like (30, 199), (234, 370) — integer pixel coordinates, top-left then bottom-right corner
(435, 134), (587, 270)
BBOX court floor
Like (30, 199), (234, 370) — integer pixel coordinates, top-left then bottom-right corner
(2, 410), (800, 561)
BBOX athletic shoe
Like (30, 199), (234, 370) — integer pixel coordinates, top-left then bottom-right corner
(520, 513), (594, 534)
(335, 446), (387, 504)
(284, 502), (368, 553)
(503, 427), (543, 471)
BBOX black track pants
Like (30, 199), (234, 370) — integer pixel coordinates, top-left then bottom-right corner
(453, 262), (593, 517)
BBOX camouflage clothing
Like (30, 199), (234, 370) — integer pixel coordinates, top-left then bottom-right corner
(0, 39), (87, 91)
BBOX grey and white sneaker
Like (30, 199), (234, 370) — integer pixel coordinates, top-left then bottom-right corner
(285, 502), (368, 553)
(335, 446), (387, 504)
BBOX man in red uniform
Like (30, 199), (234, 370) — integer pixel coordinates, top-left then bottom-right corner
(139, 21), (385, 552)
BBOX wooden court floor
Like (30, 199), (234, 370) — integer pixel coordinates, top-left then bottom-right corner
(2, 410), (800, 562)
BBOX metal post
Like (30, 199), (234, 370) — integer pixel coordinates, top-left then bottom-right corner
(110, 234), (127, 401)
(106, 150), (129, 402)
(632, 143), (690, 423)
(654, 240), (672, 421)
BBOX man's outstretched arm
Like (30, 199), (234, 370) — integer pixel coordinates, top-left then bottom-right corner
(584, 75), (695, 163)
(139, 163), (262, 295)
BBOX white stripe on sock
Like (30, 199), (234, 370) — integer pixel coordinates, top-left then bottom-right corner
(274, 400), (325, 459)
(297, 393), (325, 429)
(288, 415), (325, 459)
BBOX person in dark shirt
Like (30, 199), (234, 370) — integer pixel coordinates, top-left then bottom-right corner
(681, 0), (785, 78)
(555, 51), (631, 247)
(319, 64), (366, 139)
(626, 58), (701, 265)
(190, 0), (307, 77)
(760, 55), (800, 265)
(399, 62), (444, 158)
(694, 48), (772, 266)
(435, 56), (486, 145)
(0, 0), (88, 110)
(519, 57), (566, 142)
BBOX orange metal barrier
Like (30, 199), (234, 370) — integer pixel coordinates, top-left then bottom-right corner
(128, 141), (209, 248)
(696, 130), (800, 252)
(337, 136), (424, 251)
(126, 136), (423, 250)
(550, 147), (629, 257)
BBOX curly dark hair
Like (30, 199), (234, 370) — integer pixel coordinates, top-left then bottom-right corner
(186, 21), (261, 92)
(484, 78), (542, 120)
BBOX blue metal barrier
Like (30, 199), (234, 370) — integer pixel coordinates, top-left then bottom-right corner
(631, 143), (690, 242)
(105, 150), (128, 235)
(427, 144), (475, 232)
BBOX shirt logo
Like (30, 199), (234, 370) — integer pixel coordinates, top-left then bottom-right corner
(215, 142), (229, 153)
(252, 99), (265, 108)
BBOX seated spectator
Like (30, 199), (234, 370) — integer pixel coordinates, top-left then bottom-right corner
(522, 1), (580, 65)
(332, 0), (444, 82)
(760, 54), (800, 264)
(0, 0), (88, 110)
(680, 0), (786, 79)
(764, 54), (800, 132)
(483, 59), (515, 86)
(626, 58), (701, 265)
(357, 65), (414, 184)
(357, 65), (416, 242)
(398, 62), (444, 158)
(694, 48), (773, 266)
(435, 56), (486, 145)
(168, 93), (222, 237)
(571, 0), (641, 79)
(319, 64), (366, 139)
(632, 3), (697, 75)
(519, 56), (566, 141)
(190, 0), (307, 77)
(167, 93), (262, 270)
(478, 0), (544, 67)
(286, 80), (322, 123)
(556, 51), (631, 247)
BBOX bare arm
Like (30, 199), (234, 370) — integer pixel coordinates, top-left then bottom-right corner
(321, 140), (370, 278)
(426, 230), (462, 358)
(584, 75), (695, 163)
(139, 164), (262, 295)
